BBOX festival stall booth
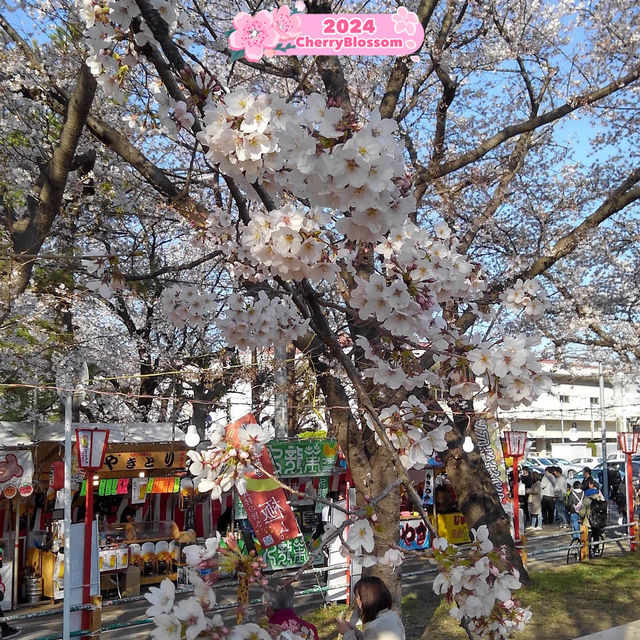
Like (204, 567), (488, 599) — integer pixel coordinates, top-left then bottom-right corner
(397, 417), (510, 550)
(2, 423), (203, 606)
(397, 461), (473, 551)
(0, 445), (36, 611)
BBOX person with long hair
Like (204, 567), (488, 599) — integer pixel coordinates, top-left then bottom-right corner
(335, 577), (405, 640)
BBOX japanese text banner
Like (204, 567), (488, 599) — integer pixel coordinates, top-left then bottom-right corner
(475, 417), (509, 504)
(226, 414), (300, 548)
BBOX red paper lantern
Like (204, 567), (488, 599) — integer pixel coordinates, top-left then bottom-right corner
(618, 432), (639, 455)
(503, 430), (528, 458)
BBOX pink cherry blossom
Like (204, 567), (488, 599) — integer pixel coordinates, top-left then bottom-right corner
(228, 11), (279, 63)
(271, 6), (303, 42)
(391, 7), (419, 36)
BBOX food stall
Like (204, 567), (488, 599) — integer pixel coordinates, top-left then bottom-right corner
(0, 422), (203, 605)
(39, 442), (193, 599)
(398, 463), (471, 549)
(0, 447), (36, 609)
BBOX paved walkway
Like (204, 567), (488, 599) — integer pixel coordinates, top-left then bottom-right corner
(575, 620), (640, 639)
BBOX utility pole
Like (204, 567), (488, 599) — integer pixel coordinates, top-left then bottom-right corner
(63, 394), (72, 640)
(599, 363), (609, 501)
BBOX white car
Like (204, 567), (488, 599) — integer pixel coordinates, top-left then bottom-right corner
(570, 456), (602, 468)
(548, 457), (581, 479)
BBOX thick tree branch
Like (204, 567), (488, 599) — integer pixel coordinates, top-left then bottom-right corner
(306, 0), (351, 110)
(416, 65), (640, 183)
(379, 0), (440, 119)
(123, 250), (223, 281)
(8, 64), (96, 295)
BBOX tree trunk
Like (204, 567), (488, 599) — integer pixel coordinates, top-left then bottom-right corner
(444, 441), (529, 581)
(286, 342), (297, 437)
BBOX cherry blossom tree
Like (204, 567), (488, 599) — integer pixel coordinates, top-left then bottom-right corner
(2, 0), (640, 636)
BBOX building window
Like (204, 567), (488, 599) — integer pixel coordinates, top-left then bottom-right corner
(560, 395), (569, 403)
(590, 397), (599, 405)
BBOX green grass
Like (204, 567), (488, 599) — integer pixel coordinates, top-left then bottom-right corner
(423, 553), (640, 640)
(304, 554), (640, 640)
(307, 602), (349, 640)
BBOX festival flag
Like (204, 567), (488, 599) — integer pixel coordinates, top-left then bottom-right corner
(225, 414), (300, 548)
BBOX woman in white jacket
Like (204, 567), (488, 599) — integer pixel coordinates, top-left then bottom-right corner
(336, 577), (405, 640)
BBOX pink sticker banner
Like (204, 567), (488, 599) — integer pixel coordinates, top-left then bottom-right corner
(228, 8), (424, 62)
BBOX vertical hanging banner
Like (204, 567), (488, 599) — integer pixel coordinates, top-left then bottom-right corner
(226, 414), (300, 548)
(475, 417), (509, 504)
(0, 449), (34, 497)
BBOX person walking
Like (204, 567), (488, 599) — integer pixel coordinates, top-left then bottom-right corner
(541, 466), (556, 525)
(608, 465), (622, 502)
(553, 466), (569, 528)
(615, 488), (627, 526)
(567, 480), (585, 541)
(579, 477), (605, 529)
(519, 467), (531, 527)
(336, 577), (405, 640)
(526, 471), (543, 530)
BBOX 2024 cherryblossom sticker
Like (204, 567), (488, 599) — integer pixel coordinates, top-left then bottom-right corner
(227, 4), (424, 62)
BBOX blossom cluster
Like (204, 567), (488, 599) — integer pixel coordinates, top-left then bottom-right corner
(364, 395), (452, 469)
(145, 572), (279, 640)
(466, 335), (552, 409)
(241, 205), (339, 283)
(431, 525), (532, 640)
(499, 278), (549, 319)
(82, 254), (124, 300)
(187, 419), (274, 499)
(373, 221), (482, 306)
(145, 572), (220, 640)
(323, 516), (405, 570)
(198, 90), (412, 242)
(160, 284), (218, 329)
(216, 291), (310, 351)
(79, 0), (194, 102)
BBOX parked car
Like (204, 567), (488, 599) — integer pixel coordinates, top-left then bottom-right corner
(548, 457), (582, 478)
(572, 461), (640, 487)
(521, 458), (546, 475)
(570, 456), (602, 468)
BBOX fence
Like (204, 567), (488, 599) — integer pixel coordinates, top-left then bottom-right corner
(521, 518), (639, 566)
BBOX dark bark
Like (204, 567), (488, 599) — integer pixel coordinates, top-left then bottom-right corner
(443, 416), (529, 581)
(4, 64), (96, 297)
(286, 342), (297, 437)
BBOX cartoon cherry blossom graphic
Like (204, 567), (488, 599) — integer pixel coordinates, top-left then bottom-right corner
(271, 6), (303, 41)
(228, 10), (280, 63)
(391, 7), (419, 35)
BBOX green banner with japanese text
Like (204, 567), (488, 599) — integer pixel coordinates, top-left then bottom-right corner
(267, 439), (338, 477)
